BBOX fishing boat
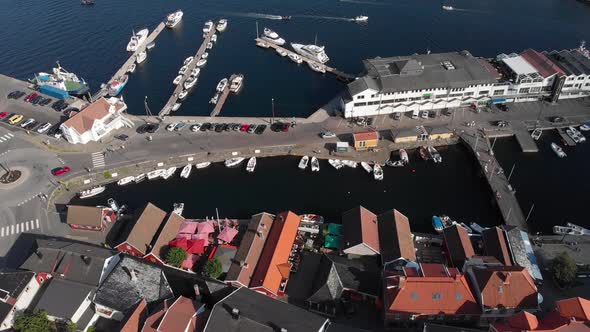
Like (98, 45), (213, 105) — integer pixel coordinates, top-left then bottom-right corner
(531, 128), (542, 141)
(308, 62), (326, 73)
(442, 5), (454, 10)
(469, 222), (486, 234)
(551, 142), (566, 158)
(108, 75), (128, 96)
(79, 186), (105, 199)
(261, 28), (286, 45)
(172, 103), (181, 112)
(147, 169), (163, 180)
(196, 58), (207, 67)
(256, 40), (270, 48)
(230, 75), (244, 93)
(225, 157), (245, 167)
(117, 176), (134, 186)
(30, 63), (89, 97)
(276, 48), (288, 57)
(136, 51), (147, 64)
(203, 21), (214, 34)
(580, 123), (590, 131)
(195, 162), (211, 169)
(341, 160), (357, 168)
(127, 63), (136, 74)
(432, 215), (454, 233)
(161, 167), (177, 180)
(216, 19), (228, 32)
(166, 10), (183, 28)
(173, 75), (182, 85)
(178, 90), (188, 100)
(299, 156), (309, 170)
(399, 149), (409, 164)
(180, 164), (192, 178)
(353, 15), (368, 22)
(184, 56), (194, 65)
(328, 159), (343, 170)
(173, 203), (184, 216)
(146, 42), (155, 50)
(134, 173), (146, 183)
(246, 157), (256, 172)
(311, 156), (320, 172)
(216, 78), (228, 92)
(126, 28), (149, 52)
(184, 75), (197, 90)
(209, 93), (220, 105)
(373, 164), (384, 181)
(360, 162), (372, 173)
(419, 146), (429, 161)
(427, 146), (442, 163)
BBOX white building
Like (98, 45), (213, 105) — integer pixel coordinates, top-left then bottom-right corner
(544, 47), (590, 100)
(0, 271), (41, 331)
(60, 97), (133, 144)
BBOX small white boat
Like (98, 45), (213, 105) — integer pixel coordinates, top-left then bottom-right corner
(211, 34), (218, 43)
(551, 142), (566, 158)
(196, 58), (207, 67)
(161, 167), (177, 180)
(328, 159), (343, 170)
(311, 156), (320, 172)
(566, 128), (580, 143)
(146, 42), (155, 50)
(216, 19), (228, 32)
(206, 42), (213, 49)
(126, 28), (149, 52)
(216, 78), (228, 92)
(134, 173), (146, 183)
(136, 51), (147, 64)
(299, 156), (309, 170)
(373, 164), (384, 181)
(178, 90), (188, 100)
(172, 103), (181, 112)
(427, 146), (442, 163)
(147, 169), (164, 180)
(173, 75), (182, 85)
(79, 186), (105, 199)
(184, 56), (194, 65)
(191, 68), (200, 77)
(179, 65), (188, 75)
(261, 28), (286, 46)
(308, 62), (326, 73)
(127, 63), (136, 74)
(173, 202), (184, 216)
(353, 15), (368, 22)
(202, 52), (209, 60)
(209, 93), (220, 105)
(276, 48), (288, 57)
(387, 160), (404, 167)
(360, 162), (372, 173)
(107, 198), (119, 211)
(531, 128), (542, 141)
(442, 5), (454, 10)
(195, 162), (211, 169)
(203, 21), (214, 34)
(341, 160), (357, 168)
(469, 222), (486, 234)
(256, 40), (270, 48)
(246, 157), (256, 172)
(184, 75), (197, 90)
(553, 225), (584, 236)
(230, 75), (244, 93)
(166, 10), (183, 28)
(400, 149), (409, 164)
(580, 123), (590, 131)
(225, 157), (245, 167)
(180, 164), (192, 178)
(569, 126), (586, 143)
(117, 176), (135, 186)
(288, 53), (303, 64)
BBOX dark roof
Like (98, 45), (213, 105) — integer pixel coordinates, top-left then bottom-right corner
(34, 278), (94, 319)
(20, 239), (116, 286)
(544, 49), (590, 76)
(0, 270), (35, 322)
(482, 227), (512, 266)
(377, 209), (416, 263)
(94, 256), (173, 314)
(325, 322), (372, 332)
(77, 304), (96, 330)
(423, 323), (486, 332)
(119, 203), (168, 255)
(204, 287), (328, 332)
(341, 206), (380, 254)
(66, 205), (105, 227)
(443, 225), (475, 268)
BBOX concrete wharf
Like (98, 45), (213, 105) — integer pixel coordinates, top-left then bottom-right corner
(460, 130), (528, 231)
(254, 38), (356, 80)
(210, 74), (238, 117)
(92, 22), (166, 101)
(513, 123), (539, 152)
(159, 27), (217, 118)
(556, 127), (576, 146)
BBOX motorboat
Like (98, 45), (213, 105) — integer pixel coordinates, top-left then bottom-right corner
(173, 203), (184, 216)
(127, 63), (136, 74)
(216, 78), (229, 92)
(209, 93), (220, 105)
(191, 68), (200, 77)
(107, 198), (119, 212)
(291, 43), (329, 63)
(196, 58), (207, 67)
(184, 75), (197, 89)
(146, 42), (155, 50)
(134, 173), (146, 183)
(246, 157), (256, 172)
(360, 162), (372, 173)
(202, 52), (209, 59)
(206, 42), (213, 49)
(553, 225), (584, 236)
(256, 40), (270, 48)
(432, 215), (454, 233)
(280, 16), (292, 20)
(161, 167), (177, 180)
(373, 164), (384, 181)
(180, 164), (192, 178)
(299, 156), (309, 170)
(580, 123), (590, 131)
(117, 176), (135, 186)
(216, 19), (228, 32)
(178, 90), (188, 100)
(442, 5), (454, 10)
(387, 160), (404, 167)
(172, 103), (181, 112)
(419, 146), (429, 161)
(469, 222), (486, 234)
(195, 162), (211, 169)
(179, 65), (188, 75)
(566, 222), (590, 235)
(211, 34), (218, 43)
(288, 53), (303, 64)
(399, 149), (409, 164)
(328, 159), (343, 170)
(230, 75), (244, 93)
(569, 126), (586, 142)
(308, 62), (326, 73)
(427, 146), (442, 163)
(184, 56), (194, 65)
(353, 15), (368, 22)
(79, 186), (105, 199)
(147, 169), (164, 180)
(225, 157), (245, 167)
(108, 75), (128, 96)
(566, 127), (581, 143)
(276, 48), (288, 57)
(531, 128), (542, 141)
(166, 10), (183, 28)
(311, 156), (320, 172)
(551, 142), (566, 158)
(173, 75), (182, 85)
(136, 51), (147, 64)
(300, 214), (324, 224)
(81, 0), (95, 5)
(126, 28), (149, 52)
(203, 21), (214, 34)
(341, 160), (357, 168)
(261, 28), (286, 45)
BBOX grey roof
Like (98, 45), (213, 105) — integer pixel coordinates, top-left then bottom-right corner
(76, 304), (96, 329)
(350, 51), (498, 94)
(502, 226), (543, 281)
(94, 256), (173, 313)
(544, 49), (590, 76)
(34, 278), (94, 320)
(0, 270), (35, 322)
(213, 246), (238, 273)
(20, 239), (116, 287)
(204, 287), (328, 332)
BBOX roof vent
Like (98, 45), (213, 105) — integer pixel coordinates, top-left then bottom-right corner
(81, 255), (91, 265)
(231, 308), (240, 319)
(130, 269), (138, 282)
(442, 61), (456, 70)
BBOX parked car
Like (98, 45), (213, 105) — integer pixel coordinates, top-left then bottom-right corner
(366, 117), (374, 126)
(420, 111), (428, 119)
(321, 131), (336, 138)
(36, 122), (52, 134)
(411, 110), (419, 119)
(31, 95), (43, 105)
(115, 134), (129, 141)
(496, 120), (509, 128)
(166, 123), (176, 131)
(255, 124), (267, 134)
(21, 118), (36, 128)
(51, 166), (71, 176)
(214, 124), (224, 132)
(240, 124), (250, 132)
(23, 119), (38, 130)
(24, 93), (38, 102)
(174, 122), (186, 131)
(136, 124), (148, 134)
(0, 112), (8, 119)
(247, 124), (257, 134)
(232, 123), (241, 131)
(355, 117), (367, 126)
(8, 114), (23, 125)
(190, 124), (201, 132)
(429, 111), (437, 118)
(39, 97), (52, 106)
(200, 123), (211, 131)
(551, 116), (564, 123)
(7, 91), (18, 99)
(145, 123), (160, 133)
(270, 122), (282, 132)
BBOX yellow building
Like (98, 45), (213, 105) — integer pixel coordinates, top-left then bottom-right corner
(353, 131), (379, 151)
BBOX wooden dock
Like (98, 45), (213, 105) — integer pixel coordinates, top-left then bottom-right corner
(210, 74), (238, 117)
(254, 38), (355, 80)
(513, 124), (539, 153)
(92, 22), (166, 101)
(556, 128), (576, 146)
(159, 27), (217, 118)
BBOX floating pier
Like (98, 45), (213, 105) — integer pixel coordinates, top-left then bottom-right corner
(159, 27), (217, 118)
(92, 22), (166, 101)
(556, 128), (576, 146)
(254, 38), (355, 80)
(513, 124), (539, 153)
(210, 74), (238, 117)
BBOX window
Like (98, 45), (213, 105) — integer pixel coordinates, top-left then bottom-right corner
(354, 102), (367, 107)
(356, 95), (365, 100)
(578, 76), (584, 80)
(432, 293), (442, 300)
(395, 98), (408, 102)
(410, 292), (419, 300)
(563, 84), (573, 88)
(371, 94), (376, 98)
(435, 94), (447, 99)
(586, 83), (590, 87)
(493, 90), (504, 96)
(359, 141), (366, 147)
(409, 97), (421, 101)
(530, 87), (541, 92)
(449, 93), (462, 97)
(479, 90), (489, 95)
(498, 285), (503, 294)
(455, 293), (463, 300)
(464, 92), (474, 96)
(394, 314), (401, 320)
(437, 314), (445, 320)
(519, 88), (530, 94)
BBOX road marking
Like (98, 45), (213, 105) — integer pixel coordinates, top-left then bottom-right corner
(10, 225), (14, 235)
(36, 219), (39, 228)
(7, 133), (13, 137)
(16, 224), (19, 233)
(0, 220), (41, 237)
(91, 152), (106, 168)
(1, 227), (4, 237)
(0, 138), (5, 142)
(57, 157), (65, 165)
(25, 222), (29, 231)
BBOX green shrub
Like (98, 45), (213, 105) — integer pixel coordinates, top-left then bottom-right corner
(165, 247), (188, 267)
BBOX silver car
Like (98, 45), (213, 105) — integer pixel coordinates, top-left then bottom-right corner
(36, 122), (52, 134)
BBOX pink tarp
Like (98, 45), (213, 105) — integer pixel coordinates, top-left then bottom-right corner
(176, 233), (192, 240)
(187, 239), (207, 255)
(169, 237), (189, 249)
(191, 233), (209, 240)
(181, 254), (200, 269)
(197, 221), (215, 234)
(217, 227), (239, 243)
(179, 221), (198, 234)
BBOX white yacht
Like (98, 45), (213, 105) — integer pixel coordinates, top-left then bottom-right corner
(211, 34), (218, 43)
(442, 5), (454, 10)
(246, 157), (256, 172)
(127, 63), (136, 74)
(173, 75), (182, 85)
(328, 159), (344, 170)
(202, 52), (209, 59)
(230, 75), (244, 93)
(126, 28), (149, 52)
(399, 149), (409, 164)
(427, 146), (442, 163)
(216, 78), (228, 92)
(256, 40), (270, 48)
(299, 156), (309, 170)
(172, 103), (181, 112)
(551, 142), (566, 158)
(531, 128), (542, 141)
(195, 162), (211, 169)
(311, 156), (320, 172)
(373, 164), (384, 181)
(308, 62), (326, 73)
(136, 51), (147, 64)
(179, 65), (188, 75)
(166, 10), (183, 28)
(184, 56), (194, 65)
(225, 157), (245, 167)
(209, 93), (220, 105)
(184, 75), (197, 89)
(580, 123), (590, 131)
(147, 169), (164, 180)
(180, 164), (192, 178)
(203, 21), (214, 34)
(288, 53), (303, 64)
(353, 15), (368, 22)
(291, 43), (329, 63)
(134, 173), (146, 183)
(276, 48), (288, 57)
(566, 128), (580, 143)
(360, 162), (372, 173)
(161, 167), (177, 180)
(178, 90), (188, 100)
(79, 186), (105, 199)
(117, 176), (135, 186)
(569, 126), (586, 142)
(196, 58), (207, 67)
(206, 42), (213, 49)
(261, 28), (286, 45)
(216, 19), (228, 32)
(191, 68), (200, 77)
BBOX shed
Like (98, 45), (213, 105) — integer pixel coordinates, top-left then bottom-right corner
(352, 131), (379, 151)
(336, 142), (349, 153)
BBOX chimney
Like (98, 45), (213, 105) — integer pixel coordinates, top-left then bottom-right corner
(502, 272), (511, 285)
(231, 308), (240, 319)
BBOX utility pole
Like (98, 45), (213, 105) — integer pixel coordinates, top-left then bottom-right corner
(271, 98), (275, 124)
(507, 163), (516, 182)
(525, 203), (535, 222)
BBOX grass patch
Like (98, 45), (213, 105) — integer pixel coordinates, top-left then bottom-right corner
(103, 171), (112, 179)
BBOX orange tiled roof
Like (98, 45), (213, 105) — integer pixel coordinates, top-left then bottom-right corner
(507, 311), (539, 330)
(471, 265), (538, 310)
(62, 98), (113, 134)
(342, 206), (380, 254)
(556, 297), (590, 321)
(353, 131), (379, 142)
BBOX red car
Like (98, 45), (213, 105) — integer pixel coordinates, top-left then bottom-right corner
(25, 93), (38, 102)
(240, 124), (250, 132)
(0, 112), (8, 119)
(281, 123), (290, 132)
(51, 166), (71, 176)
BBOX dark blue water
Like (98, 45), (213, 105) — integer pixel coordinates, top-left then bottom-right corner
(1, 0), (589, 117)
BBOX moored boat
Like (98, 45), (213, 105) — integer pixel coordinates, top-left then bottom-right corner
(261, 28), (286, 45)
(256, 40), (270, 48)
(203, 21), (214, 34)
(459, 222), (473, 233)
(288, 53), (303, 64)
(225, 157), (245, 167)
(180, 164), (192, 178)
(246, 157), (256, 172)
(173, 203), (184, 216)
(173, 75), (182, 85)
(399, 149), (409, 164)
(311, 156), (320, 172)
(341, 160), (357, 168)
(126, 28), (149, 52)
(427, 146), (442, 163)
(553, 225), (584, 235)
(469, 222), (486, 234)
(179, 65), (188, 75)
(184, 75), (197, 90)
(184, 56), (194, 65)
(531, 128), (542, 141)
(551, 142), (566, 158)
(569, 126), (586, 143)
(178, 90), (188, 100)
(127, 63), (136, 74)
(308, 62), (326, 73)
(328, 159), (343, 170)
(209, 93), (220, 105)
(134, 173), (146, 183)
(31, 63), (89, 97)
(230, 75), (244, 93)
(172, 103), (181, 112)
(108, 75), (128, 96)
(360, 162), (372, 173)
(580, 123), (590, 131)
(299, 156), (309, 170)
(117, 176), (135, 186)
(216, 19), (228, 32)
(195, 162), (211, 169)
(291, 42), (330, 63)
(146, 42), (155, 50)
(432, 215), (454, 233)
(147, 169), (164, 180)
(166, 10), (183, 28)
(161, 167), (177, 180)
(216, 78), (228, 92)
(373, 164), (384, 181)
(79, 186), (105, 199)
(276, 48), (288, 57)
(136, 51), (147, 64)
(419, 146), (429, 161)
(387, 160), (404, 167)
(196, 58), (207, 67)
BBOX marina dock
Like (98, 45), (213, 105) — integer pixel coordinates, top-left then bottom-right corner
(210, 74), (238, 117)
(254, 38), (355, 80)
(556, 127), (576, 146)
(513, 124), (539, 153)
(159, 27), (217, 118)
(92, 22), (166, 101)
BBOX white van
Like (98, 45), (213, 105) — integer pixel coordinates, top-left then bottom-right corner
(411, 110), (419, 119)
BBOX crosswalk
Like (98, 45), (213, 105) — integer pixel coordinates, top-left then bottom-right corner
(0, 219), (40, 237)
(91, 151), (106, 168)
(0, 133), (14, 143)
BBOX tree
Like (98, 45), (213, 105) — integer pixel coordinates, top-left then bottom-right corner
(203, 258), (223, 279)
(552, 252), (577, 288)
(87, 327), (96, 332)
(14, 310), (53, 332)
(165, 247), (187, 267)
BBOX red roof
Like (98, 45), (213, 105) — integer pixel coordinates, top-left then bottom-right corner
(187, 239), (206, 255)
(169, 237), (189, 250)
(120, 299), (147, 332)
(556, 297), (590, 321)
(470, 265), (538, 310)
(342, 206), (380, 254)
(181, 254), (200, 270)
(157, 296), (199, 332)
(520, 49), (566, 78)
(508, 311), (540, 330)
(353, 131), (379, 142)
(217, 227), (239, 243)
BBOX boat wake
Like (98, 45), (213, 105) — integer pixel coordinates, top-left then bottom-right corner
(338, 0), (389, 5)
(296, 14), (352, 21)
(224, 12), (284, 20)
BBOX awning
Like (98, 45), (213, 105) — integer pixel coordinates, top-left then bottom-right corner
(218, 227), (239, 243)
